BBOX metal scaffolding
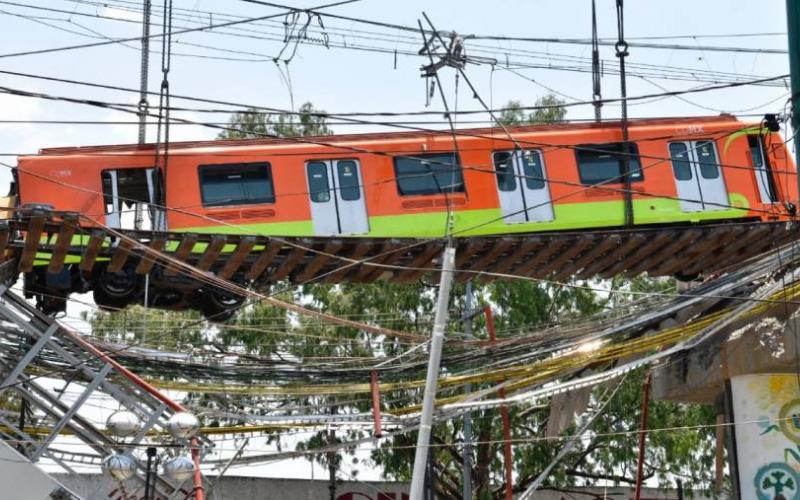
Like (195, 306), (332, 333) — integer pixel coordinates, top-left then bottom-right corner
(0, 267), (211, 498)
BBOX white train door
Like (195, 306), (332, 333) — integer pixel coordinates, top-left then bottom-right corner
(102, 167), (165, 230)
(669, 140), (728, 212)
(306, 159), (370, 235)
(493, 150), (554, 224)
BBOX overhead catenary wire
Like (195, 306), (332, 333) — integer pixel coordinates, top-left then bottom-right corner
(0, 68), (788, 121)
(14, 243), (796, 398)
(0, 0), (363, 59)
(7, 227), (800, 464)
(5, 0), (785, 89)
(240, 0), (788, 55)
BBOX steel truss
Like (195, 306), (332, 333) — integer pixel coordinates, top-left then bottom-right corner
(0, 271), (212, 498)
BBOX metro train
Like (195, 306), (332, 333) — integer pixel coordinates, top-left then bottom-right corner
(11, 114), (798, 317)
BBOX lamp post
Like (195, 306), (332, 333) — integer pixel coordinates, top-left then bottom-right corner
(143, 446), (159, 500)
(163, 412), (200, 487)
(104, 410), (201, 497)
(163, 455), (197, 483)
(104, 411), (142, 499)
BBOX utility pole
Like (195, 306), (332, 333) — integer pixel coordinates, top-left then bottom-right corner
(139, 0), (152, 335)
(461, 281), (474, 500)
(786, 0), (800, 202)
(485, 306), (513, 500)
(138, 0), (152, 145)
(328, 400), (337, 500)
(409, 246), (456, 500)
(591, 0), (602, 122)
(633, 373), (652, 500)
(615, 0), (633, 226)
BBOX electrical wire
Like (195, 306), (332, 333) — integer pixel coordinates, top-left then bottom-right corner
(0, 0), (364, 59)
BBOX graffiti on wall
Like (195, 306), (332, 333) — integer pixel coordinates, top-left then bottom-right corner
(732, 374), (800, 500)
(336, 493), (409, 500)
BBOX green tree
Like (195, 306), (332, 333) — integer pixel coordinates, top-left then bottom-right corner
(498, 95), (567, 127)
(87, 306), (204, 351)
(217, 101), (333, 140)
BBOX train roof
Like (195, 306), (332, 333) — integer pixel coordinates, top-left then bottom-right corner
(35, 114), (744, 157)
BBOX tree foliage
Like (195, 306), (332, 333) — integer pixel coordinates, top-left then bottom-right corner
(217, 101), (333, 140)
(498, 95), (567, 127)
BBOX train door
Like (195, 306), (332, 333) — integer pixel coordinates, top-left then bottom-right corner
(102, 167), (166, 230)
(748, 135), (779, 203)
(492, 149), (554, 223)
(306, 159), (369, 235)
(668, 140), (728, 212)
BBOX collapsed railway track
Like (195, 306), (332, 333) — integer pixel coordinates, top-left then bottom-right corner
(3, 209), (798, 318)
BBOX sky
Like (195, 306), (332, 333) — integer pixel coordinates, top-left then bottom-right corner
(0, 0), (795, 483)
(0, 0), (792, 191)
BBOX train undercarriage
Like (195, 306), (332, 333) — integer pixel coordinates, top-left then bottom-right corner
(3, 210), (798, 323)
(23, 263), (245, 322)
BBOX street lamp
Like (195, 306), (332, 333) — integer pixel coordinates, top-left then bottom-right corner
(106, 411), (142, 439)
(102, 453), (137, 482)
(103, 411), (142, 499)
(166, 412), (200, 440)
(163, 455), (196, 483)
(104, 410), (201, 498)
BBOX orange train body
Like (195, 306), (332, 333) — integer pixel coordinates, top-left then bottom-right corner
(16, 115), (797, 239)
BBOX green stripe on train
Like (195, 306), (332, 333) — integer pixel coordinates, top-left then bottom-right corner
(180, 195), (749, 237)
(29, 195), (749, 266)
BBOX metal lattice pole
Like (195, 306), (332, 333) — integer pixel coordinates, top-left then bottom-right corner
(138, 0), (152, 145)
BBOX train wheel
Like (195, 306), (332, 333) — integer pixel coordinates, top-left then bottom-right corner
(93, 265), (139, 311)
(673, 270), (700, 282)
(195, 288), (244, 323)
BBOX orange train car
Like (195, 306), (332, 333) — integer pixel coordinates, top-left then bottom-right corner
(17, 114), (796, 237)
(11, 114), (798, 317)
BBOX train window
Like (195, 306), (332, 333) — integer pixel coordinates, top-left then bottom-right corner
(749, 136), (765, 170)
(199, 162), (275, 207)
(695, 141), (720, 180)
(521, 151), (545, 190)
(307, 162), (331, 203)
(394, 153), (465, 196)
(492, 150), (546, 190)
(337, 161), (361, 201)
(668, 143), (693, 181)
(493, 152), (517, 191)
(576, 143), (643, 185)
(101, 171), (115, 213)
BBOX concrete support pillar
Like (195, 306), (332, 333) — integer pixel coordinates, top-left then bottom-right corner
(653, 314), (800, 500)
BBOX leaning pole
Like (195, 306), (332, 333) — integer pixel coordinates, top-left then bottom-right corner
(409, 246), (456, 500)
